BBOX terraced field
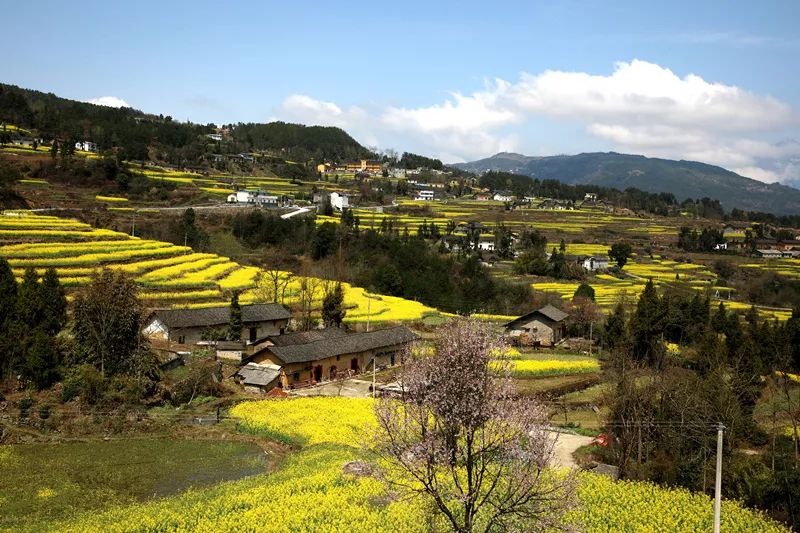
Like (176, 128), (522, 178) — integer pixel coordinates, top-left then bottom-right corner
(138, 167), (301, 197)
(0, 212), (439, 323)
(317, 199), (679, 241)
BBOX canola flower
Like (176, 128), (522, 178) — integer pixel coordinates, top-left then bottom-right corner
(95, 195), (128, 202)
(570, 472), (785, 532)
(232, 397), (377, 446)
(46, 397), (787, 532)
(504, 358), (600, 377)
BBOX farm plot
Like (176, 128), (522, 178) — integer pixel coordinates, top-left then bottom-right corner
(740, 258), (800, 280)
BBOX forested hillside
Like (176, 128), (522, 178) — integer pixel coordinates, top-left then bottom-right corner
(0, 84), (373, 164)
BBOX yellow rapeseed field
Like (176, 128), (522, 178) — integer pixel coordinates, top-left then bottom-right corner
(45, 398), (786, 532)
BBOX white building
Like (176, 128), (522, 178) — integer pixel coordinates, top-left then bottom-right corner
(416, 190), (435, 201)
(582, 256), (609, 272)
(207, 133), (223, 142)
(227, 190), (279, 207)
(477, 239), (495, 251)
(493, 191), (514, 202)
(330, 191), (350, 211)
(75, 141), (98, 152)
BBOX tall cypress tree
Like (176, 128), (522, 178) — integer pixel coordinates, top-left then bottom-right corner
(630, 279), (665, 368)
(604, 302), (627, 352)
(0, 258), (19, 378)
(16, 267), (43, 326)
(322, 282), (346, 328)
(228, 292), (243, 341)
(40, 268), (66, 335)
(0, 258), (17, 327)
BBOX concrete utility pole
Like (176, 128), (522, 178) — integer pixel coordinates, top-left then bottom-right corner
(714, 423), (725, 533)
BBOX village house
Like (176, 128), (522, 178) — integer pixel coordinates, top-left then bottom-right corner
(226, 190), (280, 207)
(752, 249), (783, 259)
(249, 326), (418, 388)
(537, 198), (574, 210)
(329, 191), (350, 211)
(215, 341), (247, 363)
(504, 305), (569, 347)
(580, 194), (613, 211)
(416, 189), (435, 201)
(143, 303), (291, 345)
(75, 140), (98, 152)
(581, 255), (610, 272)
(477, 237), (495, 252)
(493, 190), (515, 202)
(234, 362), (282, 393)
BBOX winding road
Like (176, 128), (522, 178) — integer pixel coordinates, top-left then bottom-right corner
(550, 431), (594, 468)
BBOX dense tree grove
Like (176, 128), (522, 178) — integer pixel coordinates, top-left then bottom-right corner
(226, 211), (534, 316)
(602, 282), (800, 527)
(0, 260), (67, 388)
(677, 226), (725, 252)
(398, 152), (444, 170)
(228, 122), (373, 162)
(478, 172), (682, 215)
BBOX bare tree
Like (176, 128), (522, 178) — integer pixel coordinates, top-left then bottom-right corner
(255, 269), (295, 305)
(373, 319), (576, 532)
(297, 276), (321, 331)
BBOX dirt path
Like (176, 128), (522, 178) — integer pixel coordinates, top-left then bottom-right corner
(550, 431), (594, 468)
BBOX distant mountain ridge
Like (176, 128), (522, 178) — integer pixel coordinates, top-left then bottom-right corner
(453, 152), (800, 215)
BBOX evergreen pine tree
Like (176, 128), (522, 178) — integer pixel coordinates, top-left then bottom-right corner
(228, 292), (243, 341)
(24, 328), (60, 389)
(40, 268), (67, 335)
(0, 258), (17, 327)
(321, 283), (347, 328)
(604, 302), (627, 351)
(630, 279), (665, 368)
(16, 267), (43, 326)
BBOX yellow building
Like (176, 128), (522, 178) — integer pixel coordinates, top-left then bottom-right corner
(342, 159), (383, 173)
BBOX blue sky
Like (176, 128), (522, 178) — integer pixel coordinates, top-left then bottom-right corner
(3, 0), (799, 182)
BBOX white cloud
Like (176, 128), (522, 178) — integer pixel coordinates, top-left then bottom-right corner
(505, 60), (792, 132)
(278, 95), (378, 147)
(732, 166), (780, 183)
(87, 96), (130, 108)
(274, 60), (800, 180)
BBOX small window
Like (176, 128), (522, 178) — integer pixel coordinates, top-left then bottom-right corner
(279, 327), (285, 335)
(178, 335), (185, 344)
(336, 355), (340, 361)
(292, 372), (300, 382)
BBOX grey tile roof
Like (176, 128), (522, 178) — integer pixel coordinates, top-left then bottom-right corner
(216, 341), (246, 350)
(152, 304), (290, 329)
(267, 328), (347, 346)
(265, 326), (418, 365)
(504, 304), (569, 328)
(236, 363), (281, 386)
(537, 304), (569, 322)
